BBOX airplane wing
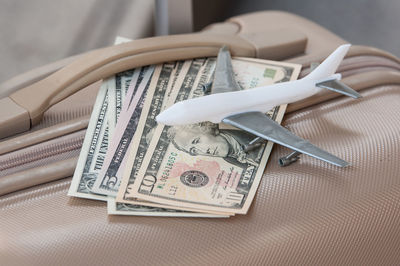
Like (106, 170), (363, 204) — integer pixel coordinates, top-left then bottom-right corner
(222, 111), (349, 167)
(210, 46), (242, 94)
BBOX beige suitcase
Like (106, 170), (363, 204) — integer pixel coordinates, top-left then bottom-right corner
(1, 11), (400, 265)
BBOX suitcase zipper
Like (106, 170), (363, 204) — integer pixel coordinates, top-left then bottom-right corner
(0, 131), (84, 177)
(300, 55), (400, 78)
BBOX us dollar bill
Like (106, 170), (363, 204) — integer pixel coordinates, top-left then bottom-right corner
(101, 59), (232, 216)
(107, 197), (229, 217)
(68, 37), (140, 200)
(68, 67), (155, 200)
(68, 78), (113, 200)
(114, 59), (234, 215)
(116, 58), (211, 207)
(122, 57), (302, 214)
(91, 65), (164, 196)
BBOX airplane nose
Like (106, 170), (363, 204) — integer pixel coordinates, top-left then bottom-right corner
(156, 109), (173, 125)
(156, 102), (186, 125)
(156, 101), (196, 125)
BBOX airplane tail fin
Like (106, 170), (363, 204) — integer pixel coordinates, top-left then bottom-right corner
(303, 44), (362, 99)
(303, 44), (351, 80)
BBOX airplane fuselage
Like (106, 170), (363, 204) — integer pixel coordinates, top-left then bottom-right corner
(156, 74), (340, 125)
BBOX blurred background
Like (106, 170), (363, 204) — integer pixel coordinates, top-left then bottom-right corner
(1, 0), (399, 83)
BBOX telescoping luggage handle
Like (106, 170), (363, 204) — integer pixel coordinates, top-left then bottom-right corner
(0, 28), (308, 140)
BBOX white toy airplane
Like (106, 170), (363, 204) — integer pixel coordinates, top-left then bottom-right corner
(156, 44), (361, 167)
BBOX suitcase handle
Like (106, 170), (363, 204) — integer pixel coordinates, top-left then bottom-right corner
(10, 34), (254, 124)
(0, 28), (307, 139)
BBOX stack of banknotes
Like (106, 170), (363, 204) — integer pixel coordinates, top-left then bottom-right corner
(68, 37), (301, 217)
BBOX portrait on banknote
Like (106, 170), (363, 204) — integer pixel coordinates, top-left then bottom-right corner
(166, 122), (262, 166)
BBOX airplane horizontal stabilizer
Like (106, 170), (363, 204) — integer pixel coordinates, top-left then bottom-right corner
(316, 79), (362, 99)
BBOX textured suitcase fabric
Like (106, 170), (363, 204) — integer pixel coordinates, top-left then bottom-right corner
(1, 11), (400, 265)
